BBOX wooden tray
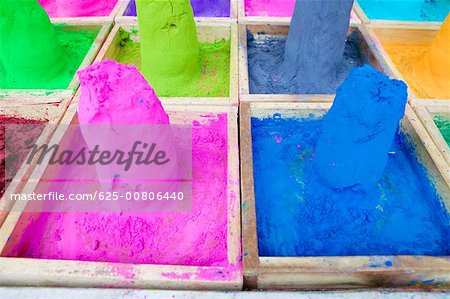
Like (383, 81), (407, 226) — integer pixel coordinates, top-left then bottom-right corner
(353, 0), (444, 27)
(366, 24), (446, 100)
(115, 0), (238, 24)
(412, 99), (450, 170)
(0, 96), (73, 227)
(239, 23), (392, 102)
(95, 22), (238, 105)
(47, 0), (122, 23)
(240, 101), (450, 290)
(238, 0), (361, 25)
(0, 19), (112, 104)
(0, 92), (242, 290)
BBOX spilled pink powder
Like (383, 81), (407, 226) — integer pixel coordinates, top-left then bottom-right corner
(38, 0), (118, 17)
(245, 0), (359, 20)
(1, 61), (229, 268)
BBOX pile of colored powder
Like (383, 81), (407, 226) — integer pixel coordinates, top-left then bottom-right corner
(107, 29), (230, 97)
(358, 0), (449, 21)
(280, 0), (355, 94)
(136, 0), (200, 94)
(1, 114), (229, 266)
(380, 15), (450, 99)
(38, 0), (118, 17)
(125, 0), (230, 17)
(251, 65), (448, 256)
(315, 66), (407, 190)
(411, 14), (450, 99)
(1, 62), (230, 267)
(247, 31), (366, 94)
(0, 116), (45, 196)
(1, 0), (72, 89)
(77, 60), (169, 125)
(434, 114), (450, 146)
(252, 114), (450, 256)
(0, 23), (98, 89)
(244, 0), (360, 19)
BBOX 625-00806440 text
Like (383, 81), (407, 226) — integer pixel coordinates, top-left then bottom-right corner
(9, 191), (185, 201)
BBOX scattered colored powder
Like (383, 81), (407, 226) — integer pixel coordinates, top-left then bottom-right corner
(244, 0), (360, 20)
(280, 0), (355, 93)
(357, 0), (449, 22)
(411, 15), (450, 99)
(251, 115), (450, 256)
(136, 0), (200, 93)
(0, 22), (98, 89)
(315, 65), (407, 190)
(107, 29), (230, 97)
(434, 114), (450, 146)
(0, 116), (45, 196)
(247, 31), (366, 94)
(38, 0), (118, 17)
(125, 0), (230, 17)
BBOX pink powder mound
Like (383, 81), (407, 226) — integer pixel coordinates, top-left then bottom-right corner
(38, 0), (118, 17)
(245, 0), (359, 19)
(77, 59), (169, 125)
(1, 61), (229, 267)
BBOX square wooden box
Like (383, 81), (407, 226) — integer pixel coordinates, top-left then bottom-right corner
(95, 22), (238, 105)
(47, 0), (122, 23)
(412, 99), (450, 170)
(0, 20), (112, 104)
(240, 101), (450, 290)
(237, 0), (361, 25)
(353, 0), (444, 27)
(0, 93), (242, 290)
(0, 97), (72, 227)
(115, 0), (238, 24)
(238, 23), (391, 102)
(366, 24), (447, 100)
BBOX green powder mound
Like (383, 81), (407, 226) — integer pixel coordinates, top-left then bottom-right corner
(0, 24), (97, 89)
(433, 114), (450, 146)
(136, 0), (200, 93)
(110, 29), (230, 97)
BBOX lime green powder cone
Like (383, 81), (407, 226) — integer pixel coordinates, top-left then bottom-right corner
(136, 0), (200, 93)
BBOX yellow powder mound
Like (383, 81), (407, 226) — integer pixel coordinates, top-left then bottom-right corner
(412, 14), (450, 99)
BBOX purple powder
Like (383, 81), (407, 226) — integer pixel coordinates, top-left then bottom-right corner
(125, 0), (230, 17)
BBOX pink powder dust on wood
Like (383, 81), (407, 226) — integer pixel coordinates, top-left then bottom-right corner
(38, 0), (118, 17)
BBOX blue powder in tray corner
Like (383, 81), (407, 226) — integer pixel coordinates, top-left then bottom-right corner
(251, 115), (450, 257)
(247, 31), (366, 94)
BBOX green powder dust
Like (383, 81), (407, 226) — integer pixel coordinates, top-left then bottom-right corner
(108, 28), (230, 97)
(0, 24), (98, 89)
(433, 114), (450, 146)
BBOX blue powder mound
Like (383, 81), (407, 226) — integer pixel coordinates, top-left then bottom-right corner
(358, 0), (450, 22)
(315, 65), (408, 191)
(251, 115), (450, 256)
(247, 31), (366, 94)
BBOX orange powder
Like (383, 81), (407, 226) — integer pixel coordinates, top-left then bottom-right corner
(411, 14), (450, 99)
(382, 14), (450, 99)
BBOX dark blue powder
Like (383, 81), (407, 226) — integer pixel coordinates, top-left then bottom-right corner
(251, 115), (450, 256)
(247, 31), (366, 94)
